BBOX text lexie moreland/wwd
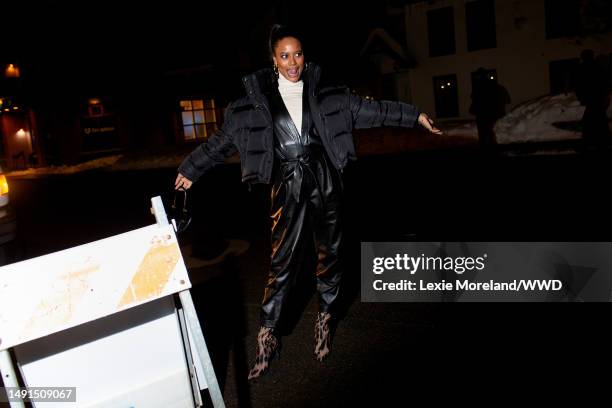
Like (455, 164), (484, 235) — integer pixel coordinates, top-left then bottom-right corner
(372, 280), (563, 292)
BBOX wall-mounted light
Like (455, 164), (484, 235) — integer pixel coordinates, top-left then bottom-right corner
(88, 98), (101, 105)
(5, 64), (21, 78)
(16, 129), (27, 138)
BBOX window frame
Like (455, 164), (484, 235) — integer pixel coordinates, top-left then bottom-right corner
(179, 98), (217, 141)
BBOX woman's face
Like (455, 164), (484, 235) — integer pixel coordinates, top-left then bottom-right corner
(272, 37), (304, 82)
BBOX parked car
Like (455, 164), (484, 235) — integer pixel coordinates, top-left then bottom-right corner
(0, 166), (17, 265)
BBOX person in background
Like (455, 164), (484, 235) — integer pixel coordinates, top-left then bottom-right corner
(470, 67), (510, 153)
(576, 49), (610, 149)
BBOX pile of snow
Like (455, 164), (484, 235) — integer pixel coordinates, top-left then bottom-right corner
(445, 92), (609, 144)
(495, 93), (586, 143)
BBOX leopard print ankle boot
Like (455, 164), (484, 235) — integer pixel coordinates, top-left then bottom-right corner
(248, 326), (280, 380)
(314, 312), (332, 362)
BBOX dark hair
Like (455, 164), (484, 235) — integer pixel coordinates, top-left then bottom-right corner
(268, 24), (304, 59)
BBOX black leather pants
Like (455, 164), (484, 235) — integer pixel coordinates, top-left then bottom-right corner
(260, 151), (343, 328)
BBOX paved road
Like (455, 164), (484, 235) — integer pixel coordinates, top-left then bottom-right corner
(5, 149), (612, 406)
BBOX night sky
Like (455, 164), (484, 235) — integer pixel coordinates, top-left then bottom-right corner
(3, 1), (398, 89)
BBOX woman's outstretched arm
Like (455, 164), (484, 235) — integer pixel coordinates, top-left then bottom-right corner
(349, 94), (442, 134)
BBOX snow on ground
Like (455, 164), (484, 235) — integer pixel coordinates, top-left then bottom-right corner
(6, 155), (124, 177)
(445, 92), (611, 144)
(109, 151), (186, 171)
(5, 153), (184, 178)
(4, 149), (240, 178)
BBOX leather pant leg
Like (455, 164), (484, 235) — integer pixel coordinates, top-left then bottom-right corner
(309, 156), (343, 314)
(260, 169), (310, 328)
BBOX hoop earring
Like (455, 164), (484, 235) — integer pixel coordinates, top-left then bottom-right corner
(273, 65), (279, 77)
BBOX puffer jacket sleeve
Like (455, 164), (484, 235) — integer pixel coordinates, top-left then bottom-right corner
(178, 102), (238, 183)
(349, 94), (420, 130)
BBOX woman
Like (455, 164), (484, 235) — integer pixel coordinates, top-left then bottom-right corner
(175, 24), (441, 380)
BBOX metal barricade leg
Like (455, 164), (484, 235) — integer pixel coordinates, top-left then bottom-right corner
(0, 350), (25, 408)
(179, 290), (226, 408)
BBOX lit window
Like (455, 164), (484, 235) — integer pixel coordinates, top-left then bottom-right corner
(4, 64), (20, 78)
(87, 98), (105, 117)
(180, 98), (217, 140)
(471, 68), (498, 89)
(433, 74), (459, 118)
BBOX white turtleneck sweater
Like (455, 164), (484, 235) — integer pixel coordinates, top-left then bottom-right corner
(277, 73), (304, 135)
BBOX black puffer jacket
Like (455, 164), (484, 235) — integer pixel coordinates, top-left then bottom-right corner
(178, 62), (420, 185)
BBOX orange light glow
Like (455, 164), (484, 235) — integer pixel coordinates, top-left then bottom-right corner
(0, 175), (9, 195)
(16, 129), (26, 138)
(5, 64), (20, 78)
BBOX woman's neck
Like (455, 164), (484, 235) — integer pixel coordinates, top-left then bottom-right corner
(278, 73), (303, 88)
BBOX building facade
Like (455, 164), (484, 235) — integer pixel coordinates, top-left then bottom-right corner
(398, 0), (612, 120)
(0, 63), (44, 169)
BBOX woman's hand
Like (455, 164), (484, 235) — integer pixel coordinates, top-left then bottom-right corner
(418, 113), (443, 135)
(175, 173), (193, 190)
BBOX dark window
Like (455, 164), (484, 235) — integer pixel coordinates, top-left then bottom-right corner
(428, 7), (456, 57)
(433, 74), (459, 118)
(471, 68), (498, 88)
(580, 2), (612, 34)
(545, 0), (581, 39)
(549, 58), (580, 95)
(465, 0), (497, 51)
(180, 99), (217, 141)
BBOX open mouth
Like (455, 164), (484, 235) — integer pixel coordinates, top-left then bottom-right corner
(287, 68), (300, 78)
